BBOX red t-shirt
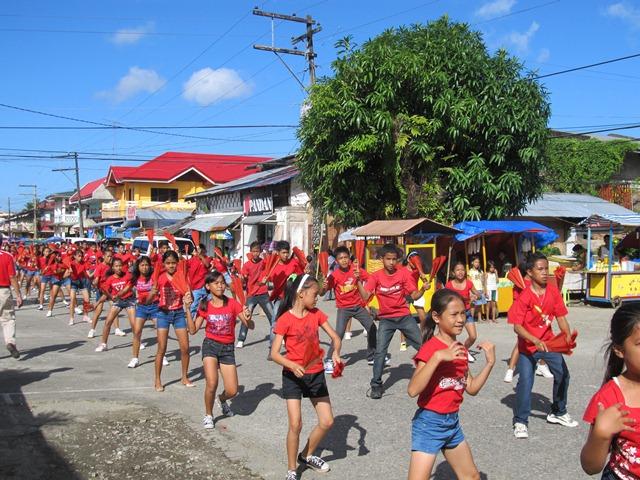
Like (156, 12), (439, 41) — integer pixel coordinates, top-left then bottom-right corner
(507, 284), (568, 354)
(584, 378), (640, 480)
(327, 265), (369, 309)
(512, 278), (532, 301)
(187, 256), (210, 290)
(0, 251), (16, 287)
(414, 336), (469, 414)
(70, 261), (88, 281)
(104, 273), (133, 299)
(157, 273), (183, 310)
(37, 256), (47, 271)
(273, 308), (327, 374)
(365, 267), (417, 318)
(22, 255), (38, 272)
(212, 258), (228, 275)
(445, 279), (475, 310)
(135, 276), (154, 303)
(115, 252), (134, 271)
(241, 259), (268, 297)
(269, 258), (304, 300)
(84, 249), (102, 270)
(197, 297), (243, 344)
(93, 262), (111, 290)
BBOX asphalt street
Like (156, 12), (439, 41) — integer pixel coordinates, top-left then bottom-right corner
(0, 296), (613, 479)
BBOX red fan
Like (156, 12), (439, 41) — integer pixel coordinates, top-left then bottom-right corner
(354, 240), (365, 266)
(545, 330), (578, 355)
(430, 256), (447, 279)
(170, 260), (190, 295)
(318, 251), (329, 277)
(151, 263), (162, 286)
(292, 247), (308, 268)
(554, 266), (567, 291)
(145, 228), (155, 248)
(230, 275), (246, 305)
(162, 230), (178, 251)
(263, 252), (281, 279)
(507, 267), (526, 290)
(232, 258), (242, 273)
(331, 361), (345, 378)
(191, 230), (200, 248)
(302, 341), (324, 372)
(408, 254), (425, 276)
(48, 243), (58, 251)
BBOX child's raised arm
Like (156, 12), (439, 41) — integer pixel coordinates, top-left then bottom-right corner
(321, 320), (342, 366)
(465, 341), (495, 396)
(408, 343), (466, 398)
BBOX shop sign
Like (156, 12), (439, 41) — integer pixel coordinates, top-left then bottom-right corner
(126, 205), (137, 221)
(244, 192), (273, 216)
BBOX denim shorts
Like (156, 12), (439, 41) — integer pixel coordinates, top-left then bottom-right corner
(24, 270), (37, 278)
(50, 277), (63, 287)
(114, 298), (136, 310)
(70, 279), (89, 291)
(136, 302), (159, 320)
(411, 409), (465, 454)
(465, 310), (474, 323)
(201, 338), (235, 365)
(62, 277), (71, 287)
(156, 308), (187, 330)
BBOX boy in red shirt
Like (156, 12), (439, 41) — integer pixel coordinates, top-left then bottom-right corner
(237, 241), (274, 349)
(508, 252), (578, 439)
(321, 246), (378, 373)
(187, 243), (211, 317)
(357, 244), (429, 399)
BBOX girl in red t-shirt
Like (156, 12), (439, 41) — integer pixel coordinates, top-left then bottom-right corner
(67, 249), (91, 326)
(581, 303), (640, 479)
(44, 251), (68, 317)
(271, 274), (341, 480)
(187, 271), (253, 429)
(445, 262), (482, 363)
(95, 258), (134, 352)
(407, 288), (495, 480)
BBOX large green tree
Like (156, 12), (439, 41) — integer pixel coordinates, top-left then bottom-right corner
(297, 17), (550, 226)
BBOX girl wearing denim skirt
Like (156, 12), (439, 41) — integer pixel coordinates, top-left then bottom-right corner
(127, 256), (158, 369)
(407, 289), (495, 480)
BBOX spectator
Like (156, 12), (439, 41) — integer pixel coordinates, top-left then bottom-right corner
(0, 246), (23, 358)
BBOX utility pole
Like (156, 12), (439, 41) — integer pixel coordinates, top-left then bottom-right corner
(18, 184), (38, 239)
(252, 8), (321, 89)
(52, 152), (84, 237)
(7, 198), (11, 239)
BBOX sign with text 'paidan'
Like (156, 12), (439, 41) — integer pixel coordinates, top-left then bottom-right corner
(243, 192), (273, 216)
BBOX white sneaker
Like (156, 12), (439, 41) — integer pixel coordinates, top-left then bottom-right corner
(46, 310), (52, 318)
(114, 328), (126, 337)
(235, 340), (244, 348)
(344, 331), (352, 340)
(203, 415), (214, 429)
(536, 363), (554, 379)
(37, 304), (43, 311)
(87, 329), (95, 338)
(504, 369), (514, 383)
(44, 295), (49, 301)
(95, 343), (108, 352)
(68, 317), (74, 326)
(547, 413), (578, 427)
(63, 300), (69, 306)
(514, 422), (529, 439)
(74, 307), (83, 315)
(82, 315), (90, 323)
(140, 342), (146, 350)
(324, 359), (334, 374)
(467, 352), (475, 363)
(162, 356), (169, 366)
(127, 358), (139, 368)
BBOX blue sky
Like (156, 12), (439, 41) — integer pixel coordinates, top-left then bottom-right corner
(2, 0), (640, 210)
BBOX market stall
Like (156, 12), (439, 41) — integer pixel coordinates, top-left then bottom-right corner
(452, 220), (558, 312)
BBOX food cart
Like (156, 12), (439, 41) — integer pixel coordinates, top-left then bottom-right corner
(452, 220), (558, 312)
(351, 218), (461, 310)
(582, 215), (640, 306)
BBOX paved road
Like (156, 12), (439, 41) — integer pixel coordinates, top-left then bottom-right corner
(0, 297), (613, 479)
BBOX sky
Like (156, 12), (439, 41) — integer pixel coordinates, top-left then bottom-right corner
(2, 0), (640, 211)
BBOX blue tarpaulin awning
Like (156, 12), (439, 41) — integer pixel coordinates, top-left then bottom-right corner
(453, 220), (558, 248)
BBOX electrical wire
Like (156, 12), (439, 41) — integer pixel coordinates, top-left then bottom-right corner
(534, 53), (640, 80)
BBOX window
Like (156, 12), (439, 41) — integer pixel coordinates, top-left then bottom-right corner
(128, 188), (134, 201)
(151, 188), (179, 202)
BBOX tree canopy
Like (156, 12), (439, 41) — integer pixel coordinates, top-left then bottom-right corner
(544, 137), (638, 194)
(297, 17), (551, 226)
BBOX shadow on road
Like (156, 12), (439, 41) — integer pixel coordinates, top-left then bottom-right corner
(500, 392), (552, 420)
(0, 368), (81, 479)
(18, 341), (86, 361)
(230, 382), (279, 416)
(320, 414), (370, 461)
(382, 363), (415, 391)
(433, 461), (488, 479)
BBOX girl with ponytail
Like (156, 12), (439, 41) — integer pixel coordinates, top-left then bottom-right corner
(271, 273), (342, 480)
(581, 304), (640, 479)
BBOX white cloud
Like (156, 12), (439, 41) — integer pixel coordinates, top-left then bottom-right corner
(110, 22), (154, 45)
(536, 48), (550, 63)
(504, 21), (539, 52)
(97, 67), (165, 103)
(606, 2), (640, 28)
(182, 68), (252, 106)
(476, 0), (516, 18)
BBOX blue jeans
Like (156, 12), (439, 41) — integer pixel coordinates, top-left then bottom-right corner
(190, 287), (208, 318)
(513, 351), (570, 425)
(370, 315), (421, 388)
(269, 298), (282, 348)
(237, 294), (274, 343)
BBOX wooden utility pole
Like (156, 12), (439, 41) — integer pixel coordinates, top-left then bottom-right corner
(52, 152), (84, 237)
(18, 184), (38, 239)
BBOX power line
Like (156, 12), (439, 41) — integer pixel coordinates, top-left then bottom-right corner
(534, 53), (640, 79)
(0, 124), (297, 130)
(0, 27), (248, 37)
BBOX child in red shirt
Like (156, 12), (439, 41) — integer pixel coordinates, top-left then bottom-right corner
(271, 273), (341, 480)
(95, 258), (134, 352)
(581, 303), (640, 479)
(445, 262), (482, 363)
(321, 245), (378, 372)
(68, 249), (91, 325)
(508, 252), (578, 439)
(407, 289), (494, 479)
(88, 250), (122, 339)
(237, 241), (274, 350)
(188, 271), (253, 429)
(357, 244), (428, 399)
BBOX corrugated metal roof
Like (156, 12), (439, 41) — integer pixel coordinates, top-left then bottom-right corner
(186, 166), (298, 199)
(183, 213), (241, 232)
(353, 218), (460, 237)
(520, 193), (637, 218)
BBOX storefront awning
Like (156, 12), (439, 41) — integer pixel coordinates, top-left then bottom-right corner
(183, 213), (241, 232)
(241, 214), (276, 225)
